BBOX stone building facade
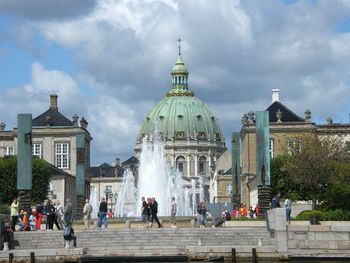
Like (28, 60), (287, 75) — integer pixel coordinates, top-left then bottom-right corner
(239, 89), (350, 207)
(0, 95), (92, 213)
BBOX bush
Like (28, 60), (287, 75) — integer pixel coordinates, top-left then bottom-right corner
(0, 203), (10, 214)
(295, 209), (350, 221)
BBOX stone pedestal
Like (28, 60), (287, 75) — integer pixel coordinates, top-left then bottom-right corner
(75, 195), (85, 220)
(268, 208), (287, 253)
(18, 190), (31, 213)
(258, 185), (271, 218)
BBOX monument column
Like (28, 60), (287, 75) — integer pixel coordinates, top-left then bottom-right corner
(75, 133), (86, 218)
(255, 111), (271, 218)
(231, 132), (241, 210)
(17, 114), (32, 212)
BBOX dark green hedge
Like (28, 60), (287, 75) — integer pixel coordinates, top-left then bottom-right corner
(295, 209), (350, 221)
(0, 156), (51, 206)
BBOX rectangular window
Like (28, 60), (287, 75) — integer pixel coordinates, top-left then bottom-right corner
(287, 138), (302, 155)
(3, 146), (14, 156)
(32, 144), (42, 158)
(55, 143), (69, 169)
(269, 139), (274, 159)
(226, 184), (232, 195)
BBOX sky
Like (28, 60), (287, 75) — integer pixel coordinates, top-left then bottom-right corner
(0, 0), (350, 166)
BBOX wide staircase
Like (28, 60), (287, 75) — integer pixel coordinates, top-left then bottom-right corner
(12, 226), (276, 257)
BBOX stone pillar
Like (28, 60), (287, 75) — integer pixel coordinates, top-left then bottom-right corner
(194, 155), (198, 177)
(187, 154), (190, 177)
(17, 114), (32, 212)
(75, 133), (86, 218)
(255, 111), (270, 186)
(267, 208), (287, 253)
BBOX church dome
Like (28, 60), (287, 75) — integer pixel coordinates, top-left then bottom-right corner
(137, 54), (223, 143)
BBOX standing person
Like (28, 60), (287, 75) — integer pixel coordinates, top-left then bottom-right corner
(170, 197), (177, 228)
(45, 200), (55, 230)
(271, 193), (281, 209)
(284, 197), (292, 224)
(54, 200), (63, 230)
(64, 199), (73, 225)
(97, 198), (108, 230)
(10, 197), (19, 231)
(150, 197), (162, 228)
(35, 202), (44, 230)
(83, 199), (93, 229)
(146, 197), (152, 227)
(140, 197), (148, 228)
(197, 201), (207, 228)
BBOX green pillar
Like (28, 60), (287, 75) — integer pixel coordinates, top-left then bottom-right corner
(256, 111), (271, 218)
(231, 132), (241, 210)
(17, 114), (32, 211)
(255, 111), (270, 186)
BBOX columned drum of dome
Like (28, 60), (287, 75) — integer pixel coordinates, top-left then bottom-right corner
(135, 52), (226, 181)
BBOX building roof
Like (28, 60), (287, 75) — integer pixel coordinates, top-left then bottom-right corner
(90, 163), (123, 178)
(266, 101), (304, 123)
(121, 156), (139, 166)
(32, 108), (73, 127)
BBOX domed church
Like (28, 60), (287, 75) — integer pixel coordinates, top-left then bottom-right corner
(135, 46), (226, 189)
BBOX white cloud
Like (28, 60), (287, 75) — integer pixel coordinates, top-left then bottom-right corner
(2, 0), (350, 163)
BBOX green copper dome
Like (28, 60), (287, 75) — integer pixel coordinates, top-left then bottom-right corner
(137, 55), (223, 142)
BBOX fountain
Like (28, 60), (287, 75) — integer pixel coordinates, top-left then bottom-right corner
(114, 169), (138, 217)
(137, 132), (192, 216)
(89, 186), (99, 218)
(114, 131), (193, 217)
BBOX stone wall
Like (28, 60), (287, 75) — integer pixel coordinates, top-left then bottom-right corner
(268, 208), (350, 258)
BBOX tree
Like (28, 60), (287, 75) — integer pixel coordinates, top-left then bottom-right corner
(0, 156), (51, 205)
(270, 155), (308, 201)
(282, 134), (346, 210)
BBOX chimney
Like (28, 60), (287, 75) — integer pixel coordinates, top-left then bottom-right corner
(114, 158), (120, 167)
(272, 89), (280, 103)
(50, 94), (58, 110)
(0, 122), (5, 131)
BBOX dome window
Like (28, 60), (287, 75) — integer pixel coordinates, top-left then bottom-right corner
(146, 117), (150, 121)
(196, 115), (202, 120)
(176, 131), (185, 138)
(177, 114), (184, 119)
(211, 116), (215, 121)
(216, 132), (221, 140)
(159, 115), (164, 120)
(198, 132), (206, 139)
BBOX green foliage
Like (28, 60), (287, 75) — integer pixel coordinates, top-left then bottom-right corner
(280, 135), (346, 210)
(0, 157), (17, 204)
(270, 155), (305, 200)
(295, 209), (350, 221)
(0, 203), (10, 214)
(320, 183), (350, 211)
(32, 158), (51, 203)
(0, 157), (51, 205)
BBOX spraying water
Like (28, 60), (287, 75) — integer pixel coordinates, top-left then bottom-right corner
(115, 169), (138, 217)
(137, 133), (192, 216)
(89, 186), (99, 218)
(114, 131), (193, 217)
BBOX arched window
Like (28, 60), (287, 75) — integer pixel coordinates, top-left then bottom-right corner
(176, 156), (185, 173)
(199, 156), (206, 174)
